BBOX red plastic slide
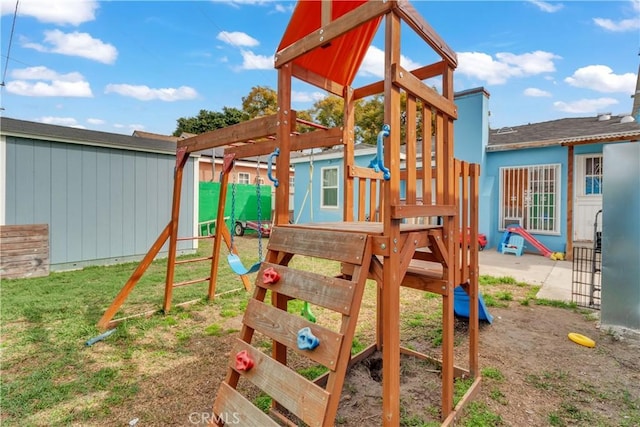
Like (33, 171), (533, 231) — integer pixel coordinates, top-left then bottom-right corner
(507, 226), (552, 257)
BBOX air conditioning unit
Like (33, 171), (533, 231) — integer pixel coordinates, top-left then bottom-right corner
(504, 217), (523, 228)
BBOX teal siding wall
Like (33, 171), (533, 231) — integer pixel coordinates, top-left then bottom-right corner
(484, 145), (568, 253)
(5, 136), (195, 270)
(292, 152), (376, 224)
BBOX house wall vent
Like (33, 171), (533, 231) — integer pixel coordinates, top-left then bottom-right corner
(620, 115), (635, 123)
(597, 113), (611, 121)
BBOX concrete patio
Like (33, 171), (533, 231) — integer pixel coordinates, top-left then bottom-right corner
(479, 248), (573, 302)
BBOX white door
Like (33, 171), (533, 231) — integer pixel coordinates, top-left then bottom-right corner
(574, 154), (603, 241)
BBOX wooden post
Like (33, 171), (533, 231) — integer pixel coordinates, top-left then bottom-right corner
(566, 145), (574, 260)
(163, 147), (189, 313)
(440, 64), (456, 419)
(382, 10), (402, 426)
(469, 164), (480, 377)
(344, 86), (356, 221)
(275, 64), (292, 226)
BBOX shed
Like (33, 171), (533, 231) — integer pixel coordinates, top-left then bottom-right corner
(0, 117), (198, 273)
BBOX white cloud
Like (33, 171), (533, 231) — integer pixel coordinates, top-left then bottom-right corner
(104, 84), (199, 101)
(524, 88), (552, 97)
(527, 0), (564, 13)
(217, 31), (259, 47)
(457, 51), (559, 85)
(358, 46), (421, 79)
(22, 30), (117, 64)
(6, 66), (92, 97)
(239, 50), (273, 70)
(292, 91), (326, 103)
(38, 116), (85, 128)
(553, 98), (619, 114)
(593, 17), (640, 32)
(87, 118), (105, 125)
(0, 0), (98, 25)
(564, 65), (636, 94)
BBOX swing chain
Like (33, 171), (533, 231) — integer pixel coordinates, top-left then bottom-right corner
(256, 159), (263, 261)
(230, 179), (236, 250)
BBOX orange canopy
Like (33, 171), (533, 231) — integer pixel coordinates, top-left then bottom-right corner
(277, 1), (382, 87)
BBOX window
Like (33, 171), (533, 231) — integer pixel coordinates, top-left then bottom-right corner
(499, 164), (560, 234)
(237, 172), (250, 184)
(584, 155), (603, 195)
(321, 166), (339, 208)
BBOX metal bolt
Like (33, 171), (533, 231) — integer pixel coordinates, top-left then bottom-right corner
(381, 243), (386, 249)
(393, 238), (397, 244)
(399, 72), (404, 78)
(393, 248), (398, 253)
(320, 36), (324, 42)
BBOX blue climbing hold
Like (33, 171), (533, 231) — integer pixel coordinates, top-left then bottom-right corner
(297, 327), (320, 350)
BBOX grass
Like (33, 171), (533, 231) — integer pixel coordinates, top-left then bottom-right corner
(0, 237), (248, 426)
(0, 242), (633, 427)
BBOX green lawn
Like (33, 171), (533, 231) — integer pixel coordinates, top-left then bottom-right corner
(0, 236), (253, 425)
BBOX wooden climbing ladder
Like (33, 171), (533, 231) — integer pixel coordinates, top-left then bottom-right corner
(213, 226), (372, 427)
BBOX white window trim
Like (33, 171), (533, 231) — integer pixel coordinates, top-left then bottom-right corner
(320, 166), (339, 209)
(498, 163), (561, 235)
(575, 153), (603, 198)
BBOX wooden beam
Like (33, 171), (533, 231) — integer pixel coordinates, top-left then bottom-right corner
(225, 126), (343, 158)
(353, 60), (447, 100)
(178, 114), (283, 153)
(292, 63), (344, 96)
(392, 63), (458, 119)
(391, 204), (456, 219)
(349, 164), (384, 180)
(395, 0), (457, 67)
(321, 0), (332, 27)
(274, 1), (393, 67)
(97, 222), (172, 330)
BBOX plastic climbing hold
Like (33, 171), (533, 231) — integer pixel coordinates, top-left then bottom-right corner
(262, 267), (280, 284)
(235, 350), (254, 371)
(301, 301), (316, 323)
(568, 332), (596, 348)
(297, 327), (320, 350)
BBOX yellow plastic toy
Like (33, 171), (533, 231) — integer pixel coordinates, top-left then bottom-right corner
(568, 332), (596, 348)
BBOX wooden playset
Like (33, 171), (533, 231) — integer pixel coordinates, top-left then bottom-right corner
(98, 1), (482, 425)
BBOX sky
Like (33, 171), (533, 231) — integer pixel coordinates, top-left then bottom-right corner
(1, 0), (638, 137)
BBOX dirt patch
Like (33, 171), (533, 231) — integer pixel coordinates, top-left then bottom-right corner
(103, 285), (639, 427)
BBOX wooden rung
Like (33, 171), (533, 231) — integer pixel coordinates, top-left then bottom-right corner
(268, 227), (368, 265)
(213, 382), (280, 427)
(243, 299), (343, 370)
(256, 263), (357, 315)
(172, 277), (209, 288)
(174, 256), (213, 265)
(229, 339), (330, 427)
(177, 235), (214, 241)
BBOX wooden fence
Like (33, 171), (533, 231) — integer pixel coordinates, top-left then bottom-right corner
(0, 224), (50, 279)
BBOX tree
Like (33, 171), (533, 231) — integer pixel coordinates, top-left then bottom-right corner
(242, 86), (278, 119)
(173, 107), (248, 136)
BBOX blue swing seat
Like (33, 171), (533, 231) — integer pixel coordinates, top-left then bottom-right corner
(227, 253), (261, 275)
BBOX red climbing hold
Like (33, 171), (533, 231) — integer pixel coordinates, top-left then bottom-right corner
(235, 350), (254, 371)
(262, 267), (280, 284)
